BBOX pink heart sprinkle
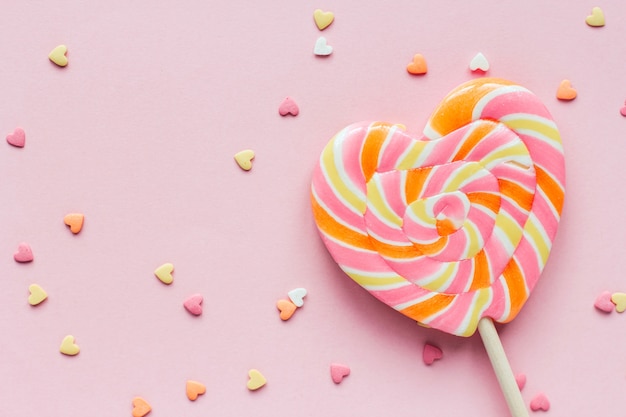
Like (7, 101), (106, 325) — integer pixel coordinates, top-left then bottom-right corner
(6, 127), (25, 148)
(530, 393), (550, 412)
(183, 294), (203, 316)
(422, 343), (443, 365)
(13, 242), (34, 263)
(278, 97), (299, 116)
(330, 363), (350, 384)
(621, 102), (626, 117)
(594, 290), (615, 313)
(515, 373), (526, 391)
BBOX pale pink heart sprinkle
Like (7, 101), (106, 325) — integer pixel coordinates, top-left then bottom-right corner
(6, 127), (25, 148)
(594, 291), (615, 313)
(278, 97), (299, 116)
(422, 343), (443, 365)
(183, 294), (203, 316)
(330, 363), (350, 384)
(515, 373), (526, 390)
(13, 242), (34, 263)
(530, 393), (550, 412)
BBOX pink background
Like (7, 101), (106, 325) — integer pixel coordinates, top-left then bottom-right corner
(1, 1), (626, 416)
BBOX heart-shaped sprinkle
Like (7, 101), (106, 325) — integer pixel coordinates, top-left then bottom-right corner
(14, 242), (34, 263)
(620, 102), (626, 117)
(154, 263), (174, 285)
(234, 149), (255, 171)
(313, 9), (334, 30)
(59, 335), (80, 356)
(530, 393), (550, 411)
(28, 284), (48, 306)
(422, 343), (443, 365)
(6, 127), (25, 148)
(406, 54), (428, 75)
(276, 299), (297, 320)
(63, 213), (84, 234)
(48, 44), (68, 67)
(247, 369), (267, 390)
(287, 287), (307, 307)
(131, 397), (152, 417)
(594, 291), (615, 313)
(515, 373), (527, 391)
(330, 363), (350, 384)
(556, 79), (577, 101)
(469, 52), (489, 72)
(611, 292), (626, 313)
(314, 37), (333, 56)
(186, 380), (206, 401)
(279, 97), (299, 116)
(585, 7), (605, 27)
(183, 294), (203, 316)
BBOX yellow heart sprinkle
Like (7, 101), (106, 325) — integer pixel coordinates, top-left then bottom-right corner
(611, 292), (626, 313)
(234, 150), (255, 171)
(154, 263), (174, 285)
(60, 335), (80, 356)
(48, 45), (68, 67)
(247, 369), (267, 390)
(28, 284), (48, 306)
(314, 9), (334, 31)
(585, 7), (605, 27)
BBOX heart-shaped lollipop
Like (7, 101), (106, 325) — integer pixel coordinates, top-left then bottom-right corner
(311, 78), (565, 416)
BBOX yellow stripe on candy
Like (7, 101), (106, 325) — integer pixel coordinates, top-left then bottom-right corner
(396, 141), (429, 171)
(460, 289), (492, 337)
(524, 215), (551, 267)
(463, 217), (484, 259)
(366, 177), (403, 227)
(493, 211), (524, 253)
(421, 262), (457, 292)
(479, 142), (529, 168)
(501, 117), (561, 145)
(347, 270), (408, 289)
(321, 137), (367, 214)
(442, 162), (484, 193)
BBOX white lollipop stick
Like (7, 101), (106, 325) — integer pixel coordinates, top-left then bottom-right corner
(477, 318), (528, 417)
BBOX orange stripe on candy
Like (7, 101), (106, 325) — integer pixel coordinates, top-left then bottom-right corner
(311, 194), (372, 250)
(360, 123), (389, 183)
(453, 122), (498, 162)
(429, 79), (515, 136)
(369, 238), (423, 259)
(414, 236), (448, 256)
(436, 219), (457, 236)
(405, 167), (433, 203)
(469, 250), (490, 291)
(498, 179), (534, 212)
(467, 192), (500, 213)
(535, 166), (564, 215)
(400, 293), (455, 321)
(501, 258), (528, 318)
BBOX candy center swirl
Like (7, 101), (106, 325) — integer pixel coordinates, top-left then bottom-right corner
(362, 122), (535, 295)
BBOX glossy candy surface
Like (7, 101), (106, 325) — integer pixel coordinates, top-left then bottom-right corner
(311, 78), (565, 336)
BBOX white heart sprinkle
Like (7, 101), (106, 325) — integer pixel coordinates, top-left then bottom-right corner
(469, 52), (489, 72)
(288, 288), (307, 307)
(314, 37), (333, 56)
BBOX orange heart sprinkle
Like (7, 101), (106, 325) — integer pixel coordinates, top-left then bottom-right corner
(63, 213), (84, 234)
(186, 380), (206, 401)
(556, 79), (577, 101)
(406, 54), (428, 75)
(276, 299), (297, 320)
(131, 397), (151, 417)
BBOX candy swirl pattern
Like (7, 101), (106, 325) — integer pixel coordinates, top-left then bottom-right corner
(311, 78), (565, 336)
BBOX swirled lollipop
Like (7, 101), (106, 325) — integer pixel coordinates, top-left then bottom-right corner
(311, 78), (565, 416)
